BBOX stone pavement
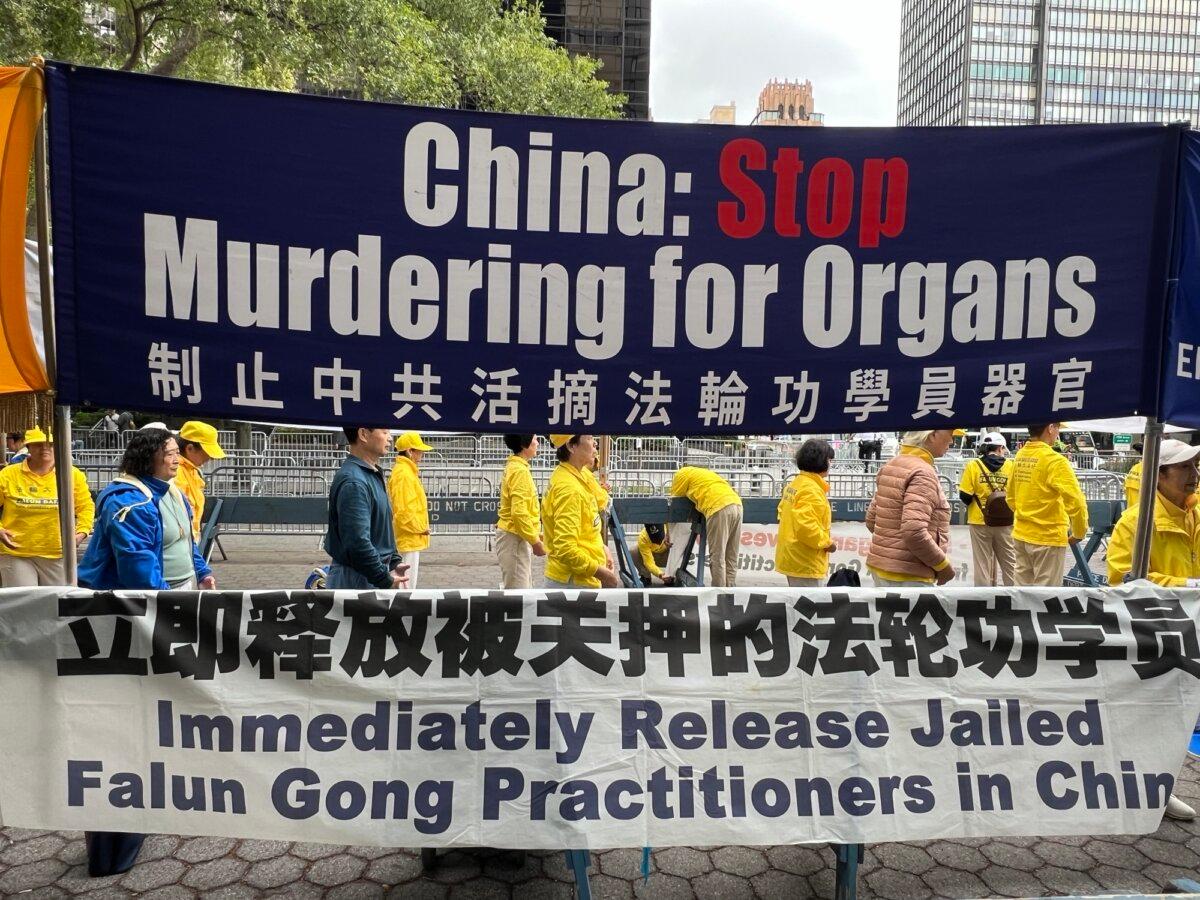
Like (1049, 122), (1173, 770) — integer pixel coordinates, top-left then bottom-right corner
(4, 536), (1200, 898)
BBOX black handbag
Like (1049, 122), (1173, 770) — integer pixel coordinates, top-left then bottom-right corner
(826, 568), (862, 588)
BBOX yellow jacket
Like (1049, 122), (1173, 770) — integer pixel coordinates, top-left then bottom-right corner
(388, 455), (430, 552)
(670, 467), (741, 518)
(958, 457), (1014, 527)
(1006, 440), (1088, 547)
(637, 530), (668, 578)
(1125, 461), (1143, 510)
(0, 462), (94, 559)
(775, 471), (832, 579)
(581, 465), (610, 510)
(542, 462), (607, 587)
(1107, 492), (1200, 587)
(174, 457), (206, 541)
(497, 455), (540, 544)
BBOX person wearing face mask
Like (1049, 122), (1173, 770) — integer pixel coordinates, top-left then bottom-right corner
(542, 434), (620, 589)
(866, 429), (963, 588)
(958, 432), (1016, 586)
(1006, 422), (1089, 587)
(1106, 438), (1200, 822)
(0, 427), (93, 586)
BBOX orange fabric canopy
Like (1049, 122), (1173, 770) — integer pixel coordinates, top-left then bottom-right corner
(0, 66), (50, 405)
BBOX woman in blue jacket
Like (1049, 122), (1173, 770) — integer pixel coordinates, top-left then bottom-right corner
(81, 428), (214, 591)
(78, 428), (215, 876)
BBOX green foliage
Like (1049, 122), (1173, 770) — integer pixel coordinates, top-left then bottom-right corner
(0, 0), (623, 118)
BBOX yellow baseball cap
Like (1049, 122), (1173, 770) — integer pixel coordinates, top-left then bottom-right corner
(953, 429), (967, 436)
(395, 431), (433, 452)
(179, 421), (226, 459)
(549, 434), (575, 448)
(23, 426), (51, 444)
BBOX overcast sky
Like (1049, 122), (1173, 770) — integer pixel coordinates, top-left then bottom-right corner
(650, 0), (902, 126)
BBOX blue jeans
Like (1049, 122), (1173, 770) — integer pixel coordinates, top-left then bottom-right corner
(326, 563), (380, 590)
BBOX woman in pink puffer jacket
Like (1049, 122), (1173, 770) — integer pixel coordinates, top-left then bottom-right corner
(865, 429), (960, 587)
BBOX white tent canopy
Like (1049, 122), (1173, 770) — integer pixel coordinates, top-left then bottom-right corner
(1065, 417), (1192, 434)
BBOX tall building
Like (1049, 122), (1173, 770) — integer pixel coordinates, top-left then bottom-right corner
(898, 0), (1200, 126)
(754, 78), (825, 126)
(698, 102), (737, 124)
(541, 1), (652, 120)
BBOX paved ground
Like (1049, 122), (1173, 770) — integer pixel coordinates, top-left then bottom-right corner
(3, 535), (1198, 899)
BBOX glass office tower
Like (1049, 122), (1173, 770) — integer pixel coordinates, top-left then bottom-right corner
(542, 0), (652, 120)
(898, 0), (1200, 126)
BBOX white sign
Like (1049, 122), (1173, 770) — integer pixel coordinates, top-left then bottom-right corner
(737, 523), (976, 584)
(2, 585), (1198, 848)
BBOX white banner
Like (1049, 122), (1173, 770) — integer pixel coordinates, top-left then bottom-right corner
(736, 523), (977, 584)
(1, 585), (1199, 849)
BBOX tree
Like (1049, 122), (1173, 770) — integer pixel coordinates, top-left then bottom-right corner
(0, 0), (623, 118)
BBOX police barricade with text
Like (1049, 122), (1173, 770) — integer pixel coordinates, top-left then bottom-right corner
(2, 584), (1199, 858)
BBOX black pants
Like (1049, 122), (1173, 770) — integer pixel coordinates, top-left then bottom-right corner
(86, 832), (145, 876)
(859, 440), (882, 461)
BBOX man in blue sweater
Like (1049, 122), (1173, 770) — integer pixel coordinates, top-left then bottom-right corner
(325, 426), (409, 589)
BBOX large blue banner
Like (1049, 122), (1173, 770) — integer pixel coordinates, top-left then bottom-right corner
(1161, 133), (1200, 427)
(46, 63), (1180, 434)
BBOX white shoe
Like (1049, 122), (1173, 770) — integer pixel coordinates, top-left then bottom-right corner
(1166, 794), (1196, 820)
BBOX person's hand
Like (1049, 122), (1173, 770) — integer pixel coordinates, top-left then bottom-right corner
(391, 563), (411, 588)
(1067, 535), (1082, 545)
(532, 540), (547, 557)
(0, 529), (18, 550)
(75, 532), (88, 545)
(934, 565), (955, 585)
(605, 548), (615, 570)
(199, 574), (216, 590)
(596, 567), (621, 589)
(661, 574), (675, 586)
(824, 541), (837, 553)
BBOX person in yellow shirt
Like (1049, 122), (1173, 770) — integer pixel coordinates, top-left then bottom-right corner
(496, 434), (546, 589)
(1124, 442), (1144, 509)
(388, 432), (432, 588)
(1106, 438), (1200, 822)
(174, 421), (226, 542)
(958, 431), (1016, 587)
(776, 439), (836, 587)
(1006, 423), (1089, 587)
(0, 427), (94, 586)
(542, 434), (619, 589)
(670, 466), (743, 587)
(635, 523), (674, 585)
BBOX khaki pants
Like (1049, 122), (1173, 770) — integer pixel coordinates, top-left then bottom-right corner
(969, 525), (1016, 587)
(0, 554), (67, 587)
(706, 504), (743, 588)
(1014, 540), (1066, 587)
(496, 529), (533, 590)
(787, 576), (823, 587)
(398, 551), (421, 589)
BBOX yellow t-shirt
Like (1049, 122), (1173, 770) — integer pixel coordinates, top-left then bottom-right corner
(497, 455), (540, 544)
(669, 467), (741, 518)
(775, 471), (832, 580)
(174, 456), (206, 541)
(542, 463), (607, 587)
(958, 457), (1014, 527)
(0, 462), (95, 559)
(388, 455), (430, 553)
(1007, 440), (1088, 547)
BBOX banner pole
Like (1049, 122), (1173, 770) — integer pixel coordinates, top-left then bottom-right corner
(33, 88), (77, 583)
(1129, 417), (1163, 581)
